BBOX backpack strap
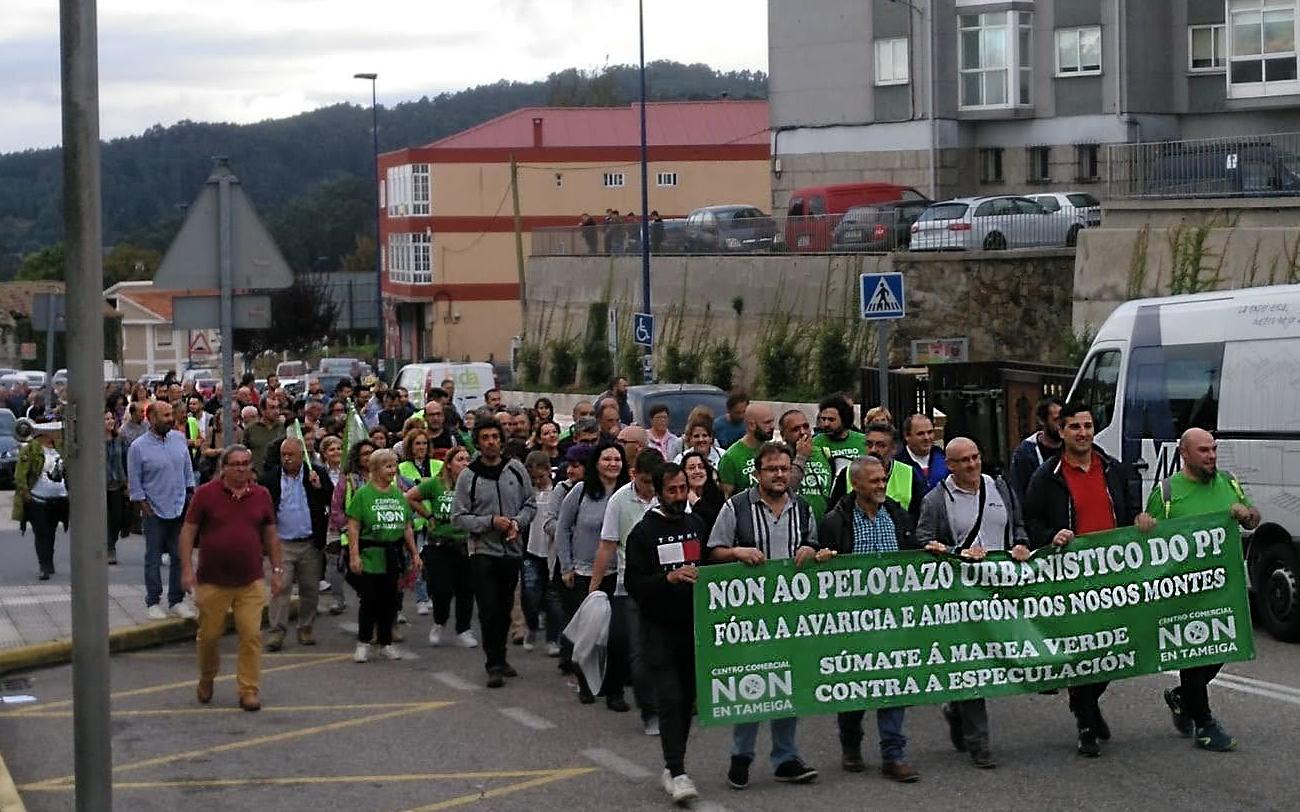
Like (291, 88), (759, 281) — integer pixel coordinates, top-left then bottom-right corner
(1222, 470), (1247, 503)
(1159, 476), (1173, 520)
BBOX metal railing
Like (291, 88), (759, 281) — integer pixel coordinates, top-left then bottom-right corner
(907, 209), (1089, 252)
(1107, 131), (1300, 200)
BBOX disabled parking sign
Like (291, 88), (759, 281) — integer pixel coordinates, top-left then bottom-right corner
(860, 272), (905, 321)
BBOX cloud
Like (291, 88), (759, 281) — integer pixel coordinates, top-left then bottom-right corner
(0, 0), (766, 152)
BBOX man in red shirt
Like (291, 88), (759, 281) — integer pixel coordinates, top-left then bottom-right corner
(180, 444), (283, 711)
(1023, 402), (1153, 758)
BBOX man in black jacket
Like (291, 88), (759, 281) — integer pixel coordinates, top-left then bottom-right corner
(625, 462), (706, 804)
(259, 437), (333, 650)
(1022, 401), (1153, 758)
(817, 454), (921, 783)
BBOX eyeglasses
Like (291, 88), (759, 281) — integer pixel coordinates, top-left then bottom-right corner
(759, 465), (791, 474)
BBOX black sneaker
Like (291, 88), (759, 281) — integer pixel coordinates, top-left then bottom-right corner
(1194, 719), (1237, 752)
(1077, 728), (1100, 758)
(1164, 688), (1194, 737)
(486, 670), (505, 689)
(970, 749), (996, 769)
(840, 750), (865, 773)
(726, 756), (751, 790)
(500, 663), (519, 678)
(605, 696), (630, 713)
(1093, 707), (1111, 741)
(107, 550), (117, 565)
(773, 758), (818, 784)
(941, 703), (966, 752)
(578, 685), (595, 704)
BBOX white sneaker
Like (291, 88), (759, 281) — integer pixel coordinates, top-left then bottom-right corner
(522, 631), (536, 652)
(353, 643), (370, 663)
(416, 601), (431, 616)
(145, 604), (168, 621)
(457, 630), (479, 649)
(428, 623), (444, 647)
(671, 774), (699, 803)
(644, 716), (660, 736)
(380, 645), (402, 660)
(661, 769), (675, 797)
(169, 601), (197, 620)
(545, 642), (561, 657)
(318, 579), (332, 592)
(396, 612), (409, 625)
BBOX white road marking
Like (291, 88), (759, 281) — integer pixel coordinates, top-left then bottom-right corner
(690, 802), (736, 812)
(582, 747), (652, 780)
(1214, 673), (1300, 706)
(498, 707), (555, 730)
(432, 671), (481, 692)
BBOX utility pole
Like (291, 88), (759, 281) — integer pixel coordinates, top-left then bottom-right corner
(59, 0), (112, 807)
(638, 0), (653, 383)
(511, 154), (528, 336)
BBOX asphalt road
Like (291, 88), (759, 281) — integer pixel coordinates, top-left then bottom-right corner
(2, 608), (1299, 812)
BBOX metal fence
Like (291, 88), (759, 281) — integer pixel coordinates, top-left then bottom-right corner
(907, 208), (1087, 252)
(1107, 131), (1300, 199)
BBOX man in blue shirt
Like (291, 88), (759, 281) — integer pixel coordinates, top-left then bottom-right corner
(260, 437), (333, 650)
(713, 392), (750, 450)
(128, 401), (195, 620)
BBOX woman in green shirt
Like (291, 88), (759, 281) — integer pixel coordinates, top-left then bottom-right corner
(346, 449), (420, 663)
(398, 427), (442, 618)
(405, 446), (477, 648)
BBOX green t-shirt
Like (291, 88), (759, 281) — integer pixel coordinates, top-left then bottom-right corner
(346, 482), (412, 573)
(814, 430), (867, 463)
(416, 475), (468, 544)
(797, 447), (834, 520)
(718, 440), (759, 491)
(1146, 470), (1252, 520)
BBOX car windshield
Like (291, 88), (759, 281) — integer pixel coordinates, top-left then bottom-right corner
(638, 392), (728, 435)
(918, 203), (969, 222)
(1067, 193), (1100, 208)
(727, 208), (765, 221)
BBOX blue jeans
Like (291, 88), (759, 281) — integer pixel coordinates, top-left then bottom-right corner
(837, 707), (908, 762)
(144, 514), (184, 607)
(520, 553), (549, 635)
(732, 717), (799, 768)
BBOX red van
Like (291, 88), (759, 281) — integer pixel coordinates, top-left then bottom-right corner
(784, 182), (928, 251)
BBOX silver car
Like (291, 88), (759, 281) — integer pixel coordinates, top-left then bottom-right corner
(909, 195), (1078, 251)
(1027, 191), (1102, 244)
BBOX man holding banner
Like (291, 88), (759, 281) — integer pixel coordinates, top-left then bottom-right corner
(1148, 428), (1260, 753)
(1023, 401), (1154, 758)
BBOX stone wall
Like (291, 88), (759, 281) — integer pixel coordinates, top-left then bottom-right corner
(524, 250), (1076, 393)
(1073, 197), (1300, 332)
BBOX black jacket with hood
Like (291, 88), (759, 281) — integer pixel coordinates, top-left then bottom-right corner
(1021, 445), (1141, 549)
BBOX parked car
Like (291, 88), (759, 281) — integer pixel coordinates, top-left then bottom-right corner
(1027, 191), (1101, 244)
(0, 408), (17, 488)
(1144, 140), (1300, 197)
(683, 206), (778, 253)
(655, 218), (689, 253)
(909, 196), (1076, 251)
(786, 183), (929, 252)
(625, 384), (728, 435)
(276, 360), (309, 379)
(317, 357), (364, 378)
(19, 371), (46, 388)
(182, 367), (217, 383)
(831, 198), (932, 252)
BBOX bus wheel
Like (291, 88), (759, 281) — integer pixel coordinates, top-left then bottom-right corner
(1257, 544), (1300, 642)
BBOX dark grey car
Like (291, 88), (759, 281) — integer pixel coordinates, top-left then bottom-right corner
(683, 206), (778, 253)
(625, 384), (727, 435)
(831, 199), (931, 252)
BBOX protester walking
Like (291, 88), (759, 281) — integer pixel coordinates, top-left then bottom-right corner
(717, 403), (775, 497)
(407, 446), (479, 648)
(680, 450), (724, 535)
(452, 418), (537, 687)
(329, 439), (377, 616)
(14, 422), (68, 580)
(1023, 401), (1153, 757)
(779, 408), (833, 521)
(129, 401), (197, 619)
(179, 444), (283, 711)
(1149, 428), (1260, 752)
(105, 410), (129, 565)
(625, 462), (705, 804)
(522, 451), (559, 652)
(1009, 396), (1064, 503)
(897, 414), (948, 496)
(260, 437), (332, 650)
(347, 449), (421, 663)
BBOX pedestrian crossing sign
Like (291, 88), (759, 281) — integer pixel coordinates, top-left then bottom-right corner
(859, 272), (905, 320)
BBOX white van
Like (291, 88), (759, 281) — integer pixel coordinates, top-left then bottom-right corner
(394, 362), (496, 414)
(1069, 284), (1300, 641)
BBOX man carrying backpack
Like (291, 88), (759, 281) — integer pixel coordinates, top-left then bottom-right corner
(1147, 428), (1259, 753)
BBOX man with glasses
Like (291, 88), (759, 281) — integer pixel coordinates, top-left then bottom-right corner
(708, 441), (821, 790)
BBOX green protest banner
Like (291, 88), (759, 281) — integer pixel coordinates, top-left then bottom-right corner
(694, 512), (1254, 727)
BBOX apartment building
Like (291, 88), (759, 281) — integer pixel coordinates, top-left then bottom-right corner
(769, 0), (1300, 209)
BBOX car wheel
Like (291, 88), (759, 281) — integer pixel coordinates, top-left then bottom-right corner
(983, 232), (1007, 251)
(1255, 543), (1300, 642)
(1066, 224), (1082, 247)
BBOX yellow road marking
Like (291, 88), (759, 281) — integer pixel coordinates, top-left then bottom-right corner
(19, 768), (593, 792)
(5, 654), (347, 715)
(20, 700), (452, 789)
(403, 768), (597, 811)
(123, 651), (330, 660)
(15, 702), (432, 718)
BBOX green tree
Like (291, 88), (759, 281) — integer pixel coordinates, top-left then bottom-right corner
(234, 272), (341, 358)
(104, 243), (162, 286)
(16, 244), (64, 281)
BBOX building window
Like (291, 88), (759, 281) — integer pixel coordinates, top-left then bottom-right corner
(387, 232), (433, 285)
(874, 37), (910, 85)
(1076, 144), (1100, 182)
(411, 164), (430, 216)
(1056, 26), (1102, 76)
(603, 172), (626, 188)
(1027, 146), (1051, 183)
(1228, 0), (1299, 98)
(656, 172), (678, 187)
(1189, 24), (1227, 71)
(960, 12), (1033, 108)
(979, 148), (1004, 183)
(155, 327), (172, 349)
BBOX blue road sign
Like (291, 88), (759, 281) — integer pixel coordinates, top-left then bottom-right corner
(634, 311), (655, 348)
(859, 272), (906, 320)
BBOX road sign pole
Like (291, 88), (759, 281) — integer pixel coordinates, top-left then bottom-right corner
(218, 161), (235, 426)
(877, 321), (889, 414)
(60, 0), (113, 807)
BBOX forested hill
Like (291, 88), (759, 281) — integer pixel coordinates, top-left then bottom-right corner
(0, 62), (767, 265)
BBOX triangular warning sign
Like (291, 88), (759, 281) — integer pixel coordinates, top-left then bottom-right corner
(865, 278), (902, 314)
(189, 332), (212, 356)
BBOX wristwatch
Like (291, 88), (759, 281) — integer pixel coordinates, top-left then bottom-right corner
(272, 566), (284, 574)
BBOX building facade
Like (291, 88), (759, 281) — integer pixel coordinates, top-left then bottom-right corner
(769, 0), (1300, 210)
(105, 281), (218, 378)
(376, 101), (770, 365)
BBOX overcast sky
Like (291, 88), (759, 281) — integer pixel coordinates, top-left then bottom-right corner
(0, 0), (768, 154)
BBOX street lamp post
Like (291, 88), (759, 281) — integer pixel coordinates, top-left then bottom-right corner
(637, 0), (652, 383)
(354, 72), (383, 378)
